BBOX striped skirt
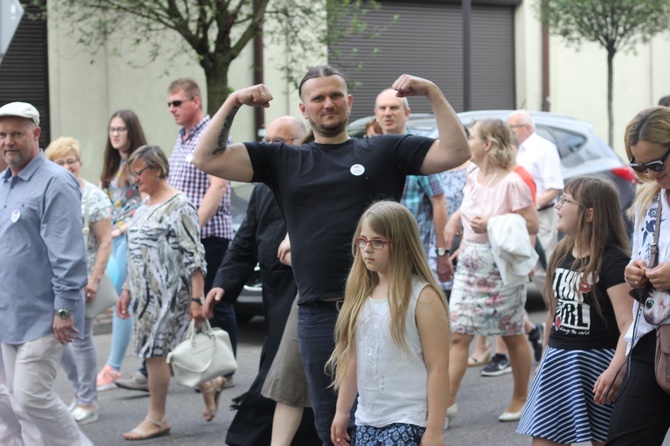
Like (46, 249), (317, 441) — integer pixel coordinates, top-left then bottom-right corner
(517, 346), (616, 444)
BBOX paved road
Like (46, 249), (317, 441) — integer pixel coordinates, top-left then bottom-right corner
(54, 302), (669, 445)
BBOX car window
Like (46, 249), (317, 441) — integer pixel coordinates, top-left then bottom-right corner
(535, 126), (585, 160)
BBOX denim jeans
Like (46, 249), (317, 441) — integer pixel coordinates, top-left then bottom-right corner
(61, 317), (98, 406)
(297, 303), (340, 445)
(107, 236), (133, 370)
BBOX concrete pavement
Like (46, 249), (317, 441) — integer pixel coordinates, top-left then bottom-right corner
(51, 311), (669, 445)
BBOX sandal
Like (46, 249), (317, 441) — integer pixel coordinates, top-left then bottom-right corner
(122, 416), (170, 441)
(200, 376), (223, 422)
(468, 347), (492, 367)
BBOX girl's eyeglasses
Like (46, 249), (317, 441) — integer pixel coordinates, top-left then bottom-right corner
(629, 147), (670, 173)
(557, 195), (585, 207)
(355, 237), (388, 250)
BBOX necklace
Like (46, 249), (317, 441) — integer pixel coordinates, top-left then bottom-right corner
(485, 171), (499, 187)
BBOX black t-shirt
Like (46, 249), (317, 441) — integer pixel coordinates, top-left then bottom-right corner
(548, 248), (629, 350)
(244, 135), (434, 303)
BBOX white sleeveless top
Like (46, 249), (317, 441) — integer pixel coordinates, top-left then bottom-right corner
(354, 276), (429, 428)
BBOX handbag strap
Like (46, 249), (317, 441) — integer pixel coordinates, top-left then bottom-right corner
(650, 193), (663, 269)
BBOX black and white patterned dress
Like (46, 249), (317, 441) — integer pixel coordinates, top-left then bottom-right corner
(126, 193), (206, 358)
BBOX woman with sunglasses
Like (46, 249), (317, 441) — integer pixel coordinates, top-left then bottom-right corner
(608, 106), (670, 445)
(96, 110), (149, 391)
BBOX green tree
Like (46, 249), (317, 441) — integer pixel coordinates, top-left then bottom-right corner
(539, 0), (670, 147)
(44, 0), (381, 116)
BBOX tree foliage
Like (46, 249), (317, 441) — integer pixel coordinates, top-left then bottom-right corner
(44, 0), (382, 116)
(539, 0), (670, 147)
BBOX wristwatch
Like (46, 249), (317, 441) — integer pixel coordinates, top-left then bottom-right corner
(191, 297), (204, 305)
(436, 247), (448, 256)
(55, 309), (73, 319)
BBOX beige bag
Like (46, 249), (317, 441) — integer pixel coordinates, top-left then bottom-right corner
(83, 189), (118, 319)
(167, 319), (238, 388)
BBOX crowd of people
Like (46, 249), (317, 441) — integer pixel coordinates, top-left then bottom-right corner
(0, 67), (669, 446)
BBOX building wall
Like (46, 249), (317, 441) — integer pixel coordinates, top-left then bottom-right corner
(44, 0), (670, 180)
(46, 4), (312, 183)
(516, 0), (670, 158)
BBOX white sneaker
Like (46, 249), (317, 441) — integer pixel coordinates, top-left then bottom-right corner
(71, 405), (98, 425)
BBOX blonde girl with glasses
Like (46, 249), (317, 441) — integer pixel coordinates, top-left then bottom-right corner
(327, 200), (451, 446)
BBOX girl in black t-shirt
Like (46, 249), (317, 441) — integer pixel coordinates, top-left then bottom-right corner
(517, 176), (633, 445)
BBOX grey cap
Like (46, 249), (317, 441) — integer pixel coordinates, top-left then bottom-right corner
(0, 102), (40, 125)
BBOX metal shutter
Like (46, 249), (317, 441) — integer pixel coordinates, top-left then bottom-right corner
(329, 1), (515, 120)
(0, 0), (50, 148)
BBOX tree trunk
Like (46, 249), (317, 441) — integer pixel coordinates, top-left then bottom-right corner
(607, 48), (615, 149)
(204, 61), (231, 118)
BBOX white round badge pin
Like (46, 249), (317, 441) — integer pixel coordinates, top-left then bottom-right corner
(350, 164), (365, 176)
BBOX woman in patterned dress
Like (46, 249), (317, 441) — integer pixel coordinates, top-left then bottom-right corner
(96, 110), (149, 391)
(45, 137), (113, 425)
(116, 145), (208, 441)
(444, 119), (538, 423)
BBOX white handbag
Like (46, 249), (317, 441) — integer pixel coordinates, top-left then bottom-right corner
(83, 188), (119, 319)
(167, 319), (238, 387)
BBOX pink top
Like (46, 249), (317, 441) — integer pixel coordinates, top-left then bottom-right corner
(460, 168), (534, 243)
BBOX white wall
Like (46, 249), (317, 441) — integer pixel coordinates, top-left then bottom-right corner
(47, 4), (315, 183)
(516, 0), (670, 159)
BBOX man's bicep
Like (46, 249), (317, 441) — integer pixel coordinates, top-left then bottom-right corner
(199, 142), (254, 182)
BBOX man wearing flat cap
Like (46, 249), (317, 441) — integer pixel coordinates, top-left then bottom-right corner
(0, 102), (91, 445)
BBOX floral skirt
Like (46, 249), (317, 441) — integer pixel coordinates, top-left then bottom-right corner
(355, 423), (426, 446)
(450, 241), (526, 336)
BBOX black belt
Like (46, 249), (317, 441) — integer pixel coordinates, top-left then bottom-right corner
(302, 299), (344, 311)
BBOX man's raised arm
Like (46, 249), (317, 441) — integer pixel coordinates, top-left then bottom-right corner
(392, 74), (470, 175)
(193, 84), (273, 182)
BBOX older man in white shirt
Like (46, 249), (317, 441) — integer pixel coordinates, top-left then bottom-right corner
(508, 110), (563, 263)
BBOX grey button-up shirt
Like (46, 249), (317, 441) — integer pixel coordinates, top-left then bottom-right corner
(0, 152), (88, 344)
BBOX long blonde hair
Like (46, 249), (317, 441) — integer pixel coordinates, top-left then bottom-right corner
(326, 200), (449, 389)
(544, 177), (630, 320)
(625, 107), (670, 223)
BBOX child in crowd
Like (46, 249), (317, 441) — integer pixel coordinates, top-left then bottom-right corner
(327, 201), (451, 446)
(517, 176), (633, 445)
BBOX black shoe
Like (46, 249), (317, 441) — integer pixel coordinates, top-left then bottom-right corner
(481, 354), (512, 377)
(528, 324), (544, 362)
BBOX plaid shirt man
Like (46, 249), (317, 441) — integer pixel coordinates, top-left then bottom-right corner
(168, 115), (233, 240)
(401, 174), (444, 255)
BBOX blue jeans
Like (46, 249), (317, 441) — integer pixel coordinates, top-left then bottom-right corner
(107, 236), (132, 370)
(61, 317), (97, 406)
(297, 303), (341, 446)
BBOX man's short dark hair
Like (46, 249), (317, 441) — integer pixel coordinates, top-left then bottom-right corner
(659, 95), (670, 108)
(298, 65), (347, 99)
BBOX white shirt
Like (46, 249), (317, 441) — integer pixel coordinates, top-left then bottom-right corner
(516, 132), (564, 200)
(355, 277), (433, 428)
(626, 189), (670, 352)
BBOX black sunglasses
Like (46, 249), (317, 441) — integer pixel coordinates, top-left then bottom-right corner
(629, 147), (670, 173)
(167, 97), (195, 108)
